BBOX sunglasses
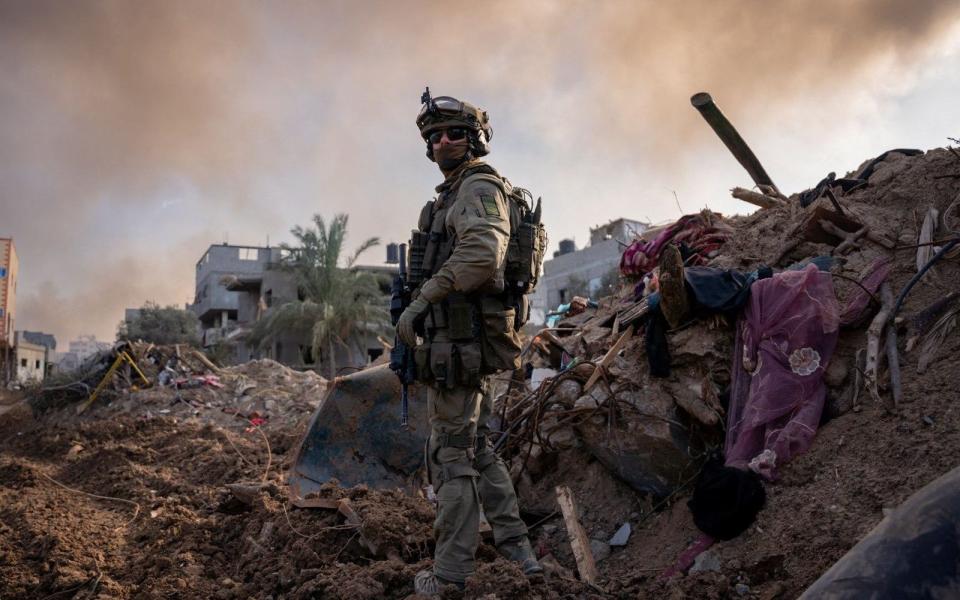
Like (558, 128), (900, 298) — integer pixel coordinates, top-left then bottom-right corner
(428, 127), (469, 144)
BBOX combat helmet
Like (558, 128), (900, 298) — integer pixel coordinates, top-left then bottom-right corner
(416, 87), (493, 160)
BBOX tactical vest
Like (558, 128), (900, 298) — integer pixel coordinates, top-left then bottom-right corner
(408, 163), (547, 387)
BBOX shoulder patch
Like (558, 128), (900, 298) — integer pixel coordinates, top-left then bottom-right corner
(479, 193), (500, 217)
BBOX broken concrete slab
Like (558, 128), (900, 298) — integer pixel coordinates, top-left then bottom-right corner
(663, 377), (721, 427)
(608, 522), (631, 546)
(669, 322), (729, 362)
(576, 389), (694, 497)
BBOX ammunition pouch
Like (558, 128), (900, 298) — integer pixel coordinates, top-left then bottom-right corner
(416, 197), (456, 292)
(504, 294), (529, 332)
(505, 216), (547, 296)
(457, 343), (483, 385)
(417, 200), (434, 232)
(428, 342), (455, 388)
(408, 230), (429, 289)
(418, 340), (484, 388)
(416, 293), (521, 385)
(478, 296), (522, 374)
(445, 294), (478, 341)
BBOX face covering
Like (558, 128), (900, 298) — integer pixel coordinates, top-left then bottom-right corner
(434, 141), (469, 171)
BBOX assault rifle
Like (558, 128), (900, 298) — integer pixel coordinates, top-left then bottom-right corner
(389, 243), (417, 429)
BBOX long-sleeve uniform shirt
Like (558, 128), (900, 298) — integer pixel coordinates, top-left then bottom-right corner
(419, 161), (511, 305)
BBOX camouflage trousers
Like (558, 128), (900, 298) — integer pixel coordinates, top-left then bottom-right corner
(426, 380), (528, 584)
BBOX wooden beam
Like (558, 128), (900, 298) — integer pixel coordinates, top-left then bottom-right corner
(555, 485), (599, 585)
(583, 328), (633, 392)
(731, 187), (783, 209)
(865, 282), (893, 409)
(190, 349), (223, 374)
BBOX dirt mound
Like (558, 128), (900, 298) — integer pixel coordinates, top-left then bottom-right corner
(0, 413), (430, 599)
(0, 410), (590, 599)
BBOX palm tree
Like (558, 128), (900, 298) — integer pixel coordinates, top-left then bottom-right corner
(248, 214), (390, 378)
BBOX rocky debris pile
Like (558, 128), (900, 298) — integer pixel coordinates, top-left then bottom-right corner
(501, 274), (731, 511)
(33, 342), (327, 432)
(495, 146), (960, 592)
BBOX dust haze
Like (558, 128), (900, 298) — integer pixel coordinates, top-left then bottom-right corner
(2, 0), (958, 343)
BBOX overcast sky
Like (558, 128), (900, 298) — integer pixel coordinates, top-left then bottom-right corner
(2, 0), (959, 345)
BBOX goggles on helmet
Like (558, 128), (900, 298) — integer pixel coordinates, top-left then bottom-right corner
(418, 93), (481, 136)
(417, 95), (464, 120)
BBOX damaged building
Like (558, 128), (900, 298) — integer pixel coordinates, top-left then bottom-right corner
(188, 243), (390, 373)
(0, 237), (17, 383)
(188, 243), (304, 365)
(530, 218), (649, 323)
(12, 331), (48, 383)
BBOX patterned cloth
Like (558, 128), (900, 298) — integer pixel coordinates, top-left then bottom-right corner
(839, 257), (892, 326)
(620, 210), (732, 278)
(725, 265), (840, 478)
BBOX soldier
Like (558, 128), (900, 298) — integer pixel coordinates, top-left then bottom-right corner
(396, 92), (543, 594)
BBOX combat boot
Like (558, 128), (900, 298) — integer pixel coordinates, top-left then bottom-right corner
(658, 243), (689, 329)
(414, 569), (464, 597)
(497, 536), (543, 576)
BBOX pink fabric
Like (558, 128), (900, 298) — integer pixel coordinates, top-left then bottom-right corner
(659, 533), (716, 579)
(839, 257), (891, 326)
(725, 265), (840, 477)
(619, 211), (732, 277)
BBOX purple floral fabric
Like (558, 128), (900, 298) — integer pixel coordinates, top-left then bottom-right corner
(725, 265), (840, 477)
(839, 257), (891, 326)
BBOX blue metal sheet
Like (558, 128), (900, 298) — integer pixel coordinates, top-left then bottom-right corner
(288, 364), (429, 497)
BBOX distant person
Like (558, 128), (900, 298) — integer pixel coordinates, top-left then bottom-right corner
(395, 90), (543, 594)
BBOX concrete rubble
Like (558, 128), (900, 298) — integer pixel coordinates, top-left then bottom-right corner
(32, 341), (327, 431)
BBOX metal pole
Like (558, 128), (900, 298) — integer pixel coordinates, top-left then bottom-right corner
(690, 92), (779, 194)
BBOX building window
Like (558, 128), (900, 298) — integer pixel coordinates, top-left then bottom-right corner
(265, 289), (273, 307)
(35, 360), (41, 369)
(20, 358), (26, 367)
(0, 266), (6, 277)
(239, 248), (258, 261)
(300, 344), (315, 365)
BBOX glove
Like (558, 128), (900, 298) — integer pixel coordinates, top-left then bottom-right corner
(396, 296), (430, 347)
